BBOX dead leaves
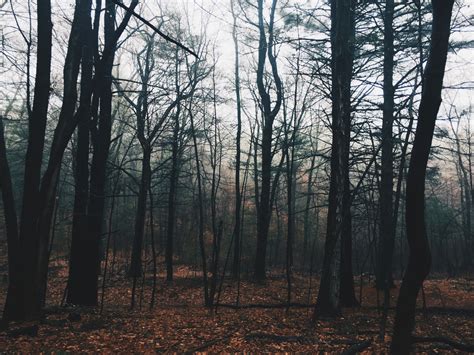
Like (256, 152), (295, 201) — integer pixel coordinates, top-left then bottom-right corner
(0, 268), (472, 353)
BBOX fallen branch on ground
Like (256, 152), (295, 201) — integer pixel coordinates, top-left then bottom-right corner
(184, 333), (233, 352)
(215, 302), (313, 309)
(362, 306), (474, 316)
(341, 339), (372, 355)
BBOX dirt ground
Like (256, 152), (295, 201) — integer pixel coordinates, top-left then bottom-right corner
(0, 260), (473, 353)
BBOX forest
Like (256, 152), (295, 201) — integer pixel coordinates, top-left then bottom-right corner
(0, 0), (473, 353)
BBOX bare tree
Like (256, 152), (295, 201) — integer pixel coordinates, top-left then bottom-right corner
(254, 0), (283, 280)
(391, 0), (454, 352)
(313, 0), (356, 318)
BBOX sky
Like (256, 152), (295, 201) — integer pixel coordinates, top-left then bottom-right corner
(0, 0), (472, 143)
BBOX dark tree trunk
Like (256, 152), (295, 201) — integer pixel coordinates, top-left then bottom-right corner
(390, 0), (454, 352)
(66, 10), (93, 304)
(128, 33), (154, 282)
(84, 0), (117, 306)
(302, 154), (316, 270)
(72, 0), (137, 306)
(376, 0), (395, 292)
(5, 0), (91, 319)
(254, 0), (283, 281)
(4, 0), (53, 322)
(0, 118), (20, 321)
(313, 0), (355, 319)
(190, 102), (210, 306)
(340, 200), (358, 307)
(129, 148), (151, 279)
(5, 0), (94, 318)
(166, 109), (181, 282)
(35, 0), (89, 307)
(67, 119), (91, 305)
(230, 0), (242, 279)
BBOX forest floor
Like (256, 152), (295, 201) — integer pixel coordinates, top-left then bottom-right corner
(0, 259), (473, 353)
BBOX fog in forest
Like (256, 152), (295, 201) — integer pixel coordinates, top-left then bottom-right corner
(0, 0), (473, 352)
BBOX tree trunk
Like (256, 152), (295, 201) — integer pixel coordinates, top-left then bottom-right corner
(390, 0), (454, 352)
(67, 115), (91, 305)
(129, 148), (151, 279)
(302, 154), (316, 271)
(166, 108), (181, 282)
(340, 200), (358, 307)
(84, 0), (117, 306)
(73, 0), (137, 306)
(230, 0), (242, 279)
(4, 0), (53, 322)
(0, 118), (20, 321)
(376, 0), (395, 292)
(190, 100), (210, 306)
(313, 0), (355, 319)
(65, 0), (94, 305)
(254, 0), (283, 281)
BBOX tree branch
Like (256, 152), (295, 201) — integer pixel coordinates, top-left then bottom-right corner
(111, 0), (199, 58)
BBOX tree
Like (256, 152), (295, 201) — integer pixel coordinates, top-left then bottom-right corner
(66, 0), (95, 306)
(2, 0), (52, 322)
(230, 0), (243, 279)
(377, 0), (395, 338)
(254, 0), (283, 280)
(313, 0), (356, 318)
(2, 0), (94, 321)
(390, 0), (455, 352)
(66, 0), (139, 306)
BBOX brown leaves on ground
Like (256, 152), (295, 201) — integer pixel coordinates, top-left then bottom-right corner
(0, 265), (472, 353)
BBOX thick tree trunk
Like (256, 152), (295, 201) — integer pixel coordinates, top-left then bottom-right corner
(339, 94), (357, 307)
(72, 0), (137, 306)
(376, 0), (395, 292)
(67, 119), (91, 305)
(0, 118), (20, 321)
(37, 0), (92, 307)
(390, 0), (454, 352)
(340, 200), (358, 307)
(254, 0), (282, 281)
(84, 0), (117, 306)
(375, 0), (395, 339)
(4, 0), (94, 318)
(4, 0), (53, 322)
(255, 125), (273, 280)
(67, 7), (94, 304)
(313, 0), (355, 319)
